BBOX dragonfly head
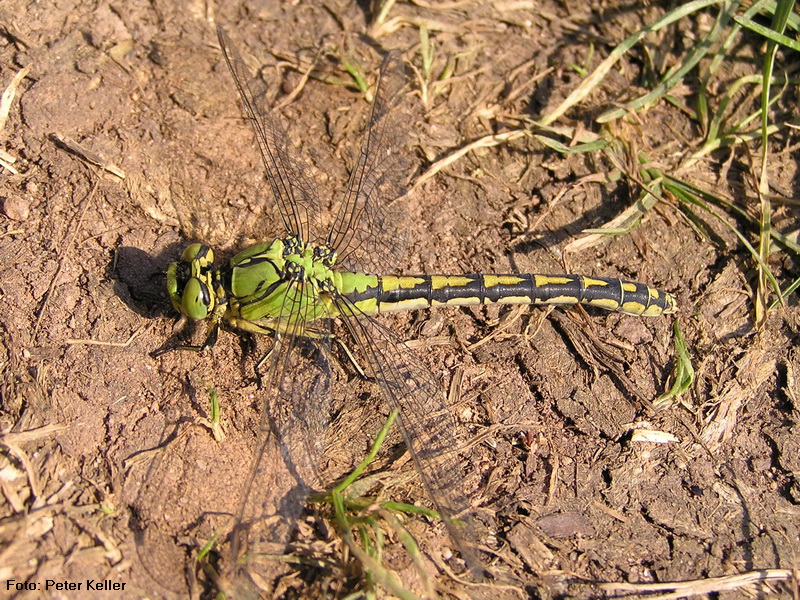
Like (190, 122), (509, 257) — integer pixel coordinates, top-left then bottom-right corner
(166, 243), (218, 320)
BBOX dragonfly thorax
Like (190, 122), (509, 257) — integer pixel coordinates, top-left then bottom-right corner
(226, 237), (339, 324)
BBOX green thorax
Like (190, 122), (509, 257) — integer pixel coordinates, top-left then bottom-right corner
(226, 237), (343, 328)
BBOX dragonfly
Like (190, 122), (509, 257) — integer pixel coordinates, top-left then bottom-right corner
(147, 25), (677, 597)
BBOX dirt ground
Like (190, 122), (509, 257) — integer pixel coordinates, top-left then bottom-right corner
(1, 1), (798, 599)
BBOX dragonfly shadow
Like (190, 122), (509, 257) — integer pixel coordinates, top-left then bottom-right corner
(112, 242), (185, 318)
(126, 411), (263, 598)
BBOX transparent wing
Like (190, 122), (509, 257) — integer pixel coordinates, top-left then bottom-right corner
(227, 281), (336, 597)
(128, 288), (335, 598)
(326, 50), (411, 274)
(329, 293), (485, 573)
(218, 26), (323, 243)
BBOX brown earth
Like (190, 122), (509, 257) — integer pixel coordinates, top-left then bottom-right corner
(1, 1), (798, 599)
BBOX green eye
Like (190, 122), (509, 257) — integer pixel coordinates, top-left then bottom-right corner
(166, 244), (219, 320)
(166, 262), (179, 298)
(182, 243), (214, 266)
(181, 277), (211, 320)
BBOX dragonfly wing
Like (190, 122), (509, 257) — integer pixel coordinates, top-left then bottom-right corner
(228, 283), (335, 596)
(329, 293), (485, 574)
(326, 50), (411, 274)
(129, 286), (334, 598)
(218, 26), (323, 243)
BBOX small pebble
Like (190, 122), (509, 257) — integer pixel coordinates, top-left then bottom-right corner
(2, 195), (30, 221)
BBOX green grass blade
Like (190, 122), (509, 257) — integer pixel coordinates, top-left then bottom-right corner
(541, 0), (721, 125)
(332, 485), (422, 600)
(197, 533), (219, 561)
(378, 508), (432, 598)
(313, 410), (430, 599)
(770, 227), (800, 254)
(703, 73), (762, 147)
(736, 15), (800, 50)
(757, 0), (794, 319)
(341, 54), (371, 100)
(656, 320), (695, 408)
(371, 0), (398, 27)
(334, 410), (398, 495)
(598, 1), (739, 123)
(533, 134), (608, 154)
(770, 276), (800, 309)
(661, 175), (783, 299)
(206, 387), (224, 442)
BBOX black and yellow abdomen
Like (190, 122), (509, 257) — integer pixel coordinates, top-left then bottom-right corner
(338, 272), (676, 317)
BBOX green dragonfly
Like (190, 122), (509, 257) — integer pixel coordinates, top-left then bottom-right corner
(150, 26), (677, 596)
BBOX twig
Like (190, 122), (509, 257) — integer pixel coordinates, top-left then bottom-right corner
(413, 129), (527, 189)
(65, 322), (153, 347)
(273, 49), (322, 111)
(52, 133), (126, 179)
(599, 569), (797, 599)
(0, 64), (31, 132)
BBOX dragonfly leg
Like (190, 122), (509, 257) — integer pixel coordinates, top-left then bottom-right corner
(334, 336), (377, 383)
(253, 335), (278, 388)
(295, 325), (373, 382)
(151, 315), (222, 357)
(286, 322), (374, 382)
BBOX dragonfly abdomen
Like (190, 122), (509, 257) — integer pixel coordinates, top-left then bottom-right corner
(341, 273), (676, 317)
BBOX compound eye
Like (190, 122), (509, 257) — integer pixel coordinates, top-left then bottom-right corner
(181, 277), (212, 320)
(181, 243), (214, 266)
